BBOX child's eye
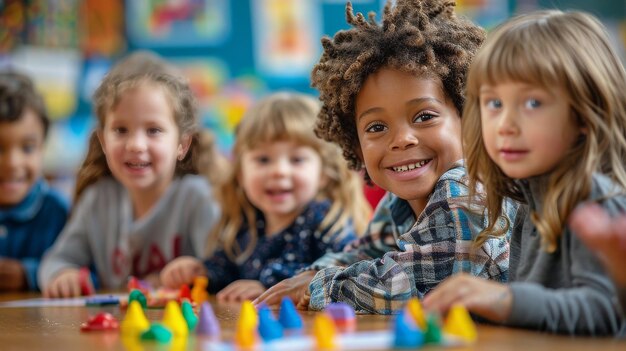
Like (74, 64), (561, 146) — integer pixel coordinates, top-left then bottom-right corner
(291, 156), (307, 164)
(365, 122), (386, 133)
(22, 144), (37, 154)
(254, 155), (270, 164)
(413, 112), (435, 123)
(147, 127), (162, 135)
(524, 98), (541, 109)
(113, 127), (127, 134)
(484, 99), (502, 109)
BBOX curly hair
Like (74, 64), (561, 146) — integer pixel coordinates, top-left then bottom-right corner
(312, 0), (484, 176)
(0, 71), (49, 137)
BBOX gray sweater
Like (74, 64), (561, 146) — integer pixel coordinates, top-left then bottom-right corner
(38, 175), (220, 289)
(506, 173), (625, 335)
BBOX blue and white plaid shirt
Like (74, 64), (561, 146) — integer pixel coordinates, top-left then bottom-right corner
(306, 162), (521, 314)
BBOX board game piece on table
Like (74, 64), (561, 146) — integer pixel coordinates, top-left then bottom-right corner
(406, 297), (426, 330)
(278, 297), (303, 332)
(325, 302), (356, 333)
(80, 312), (119, 332)
(79, 267), (95, 296)
(313, 313), (337, 349)
(127, 276), (151, 294)
(393, 309), (424, 349)
(191, 276), (209, 304)
(120, 300), (150, 336)
(258, 304), (283, 341)
(178, 284), (191, 302)
(443, 304), (477, 343)
(85, 295), (120, 307)
(197, 302), (220, 338)
(235, 301), (259, 348)
(423, 314), (443, 344)
(140, 323), (173, 343)
(181, 300), (198, 331)
(162, 301), (189, 338)
(128, 289), (147, 309)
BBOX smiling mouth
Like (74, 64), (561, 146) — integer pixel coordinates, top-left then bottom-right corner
(125, 162), (151, 169)
(267, 189), (291, 195)
(391, 159), (431, 173)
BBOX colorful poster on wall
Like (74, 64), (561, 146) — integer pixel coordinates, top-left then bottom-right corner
(126, 0), (230, 48)
(0, 0), (25, 53)
(251, 0), (321, 80)
(25, 0), (79, 48)
(79, 0), (126, 57)
(456, 0), (509, 29)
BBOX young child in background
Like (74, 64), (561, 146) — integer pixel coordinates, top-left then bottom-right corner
(0, 72), (69, 292)
(423, 10), (626, 335)
(160, 92), (372, 302)
(255, 0), (521, 313)
(39, 51), (220, 297)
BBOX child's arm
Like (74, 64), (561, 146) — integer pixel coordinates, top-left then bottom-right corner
(0, 259), (27, 291)
(216, 280), (266, 302)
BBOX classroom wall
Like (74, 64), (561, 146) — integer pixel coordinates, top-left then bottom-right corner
(0, 0), (624, 199)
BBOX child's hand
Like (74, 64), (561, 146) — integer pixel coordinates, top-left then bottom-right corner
(159, 256), (206, 289)
(253, 270), (317, 308)
(570, 203), (626, 286)
(422, 273), (512, 323)
(43, 268), (86, 298)
(216, 280), (266, 303)
(0, 258), (27, 291)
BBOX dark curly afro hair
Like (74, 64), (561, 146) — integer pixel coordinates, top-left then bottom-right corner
(312, 0), (485, 176)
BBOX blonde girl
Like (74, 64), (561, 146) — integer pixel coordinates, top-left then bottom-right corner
(161, 92), (371, 302)
(424, 10), (626, 335)
(39, 51), (220, 297)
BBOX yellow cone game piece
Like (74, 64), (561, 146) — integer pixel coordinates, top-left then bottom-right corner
(443, 304), (477, 343)
(406, 298), (426, 330)
(313, 313), (337, 349)
(120, 300), (150, 337)
(162, 301), (189, 338)
(191, 276), (209, 304)
(235, 300), (259, 348)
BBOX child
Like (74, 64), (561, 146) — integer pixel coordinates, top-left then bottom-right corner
(0, 72), (69, 292)
(160, 92), (372, 302)
(570, 204), (626, 317)
(254, 0), (521, 313)
(38, 51), (220, 297)
(423, 10), (626, 335)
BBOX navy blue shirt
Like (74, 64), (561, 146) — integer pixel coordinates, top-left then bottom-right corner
(204, 200), (358, 293)
(0, 179), (69, 290)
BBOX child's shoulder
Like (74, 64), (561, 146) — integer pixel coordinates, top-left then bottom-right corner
(175, 174), (213, 196)
(431, 161), (470, 198)
(590, 173), (626, 214)
(41, 182), (70, 214)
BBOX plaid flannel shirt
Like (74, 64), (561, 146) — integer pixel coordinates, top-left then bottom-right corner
(306, 162), (520, 314)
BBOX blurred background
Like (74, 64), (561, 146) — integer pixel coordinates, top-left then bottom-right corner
(1, 0), (624, 199)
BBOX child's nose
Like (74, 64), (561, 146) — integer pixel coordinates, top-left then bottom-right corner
(390, 128), (419, 150)
(126, 132), (148, 152)
(270, 158), (291, 176)
(497, 109), (520, 135)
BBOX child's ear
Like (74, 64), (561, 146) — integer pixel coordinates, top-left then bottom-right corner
(177, 134), (192, 160)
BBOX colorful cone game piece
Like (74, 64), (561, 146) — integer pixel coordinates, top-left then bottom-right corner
(80, 312), (119, 332)
(257, 304), (283, 341)
(393, 309), (424, 349)
(196, 302), (220, 338)
(178, 284), (191, 302)
(278, 297), (303, 332)
(181, 300), (198, 331)
(313, 313), (337, 349)
(162, 301), (189, 338)
(443, 304), (477, 343)
(129, 289), (147, 309)
(325, 302), (356, 333)
(140, 323), (173, 343)
(191, 276), (209, 304)
(120, 300), (150, 336)
(423, 314), (443, 344)
(406, 298), (426, 330)
(235, 300), (259, 348)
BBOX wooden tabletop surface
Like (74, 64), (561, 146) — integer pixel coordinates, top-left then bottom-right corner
(0, 292), (623, 351)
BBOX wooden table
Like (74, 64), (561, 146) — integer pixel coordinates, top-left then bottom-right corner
(0, 292), (623, 351)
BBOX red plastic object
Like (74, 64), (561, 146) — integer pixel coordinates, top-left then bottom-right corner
(79, 267), (95, 296)
(80, 312), (120, 332)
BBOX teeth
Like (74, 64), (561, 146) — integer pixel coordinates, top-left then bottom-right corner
(127, 162), (149, 168)
(392, 160), (428, 172)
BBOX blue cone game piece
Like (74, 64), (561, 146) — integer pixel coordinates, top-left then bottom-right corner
(278, 297), (303, 331)
(393, 309), (424, 349)
(258, 305), (283, 341)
